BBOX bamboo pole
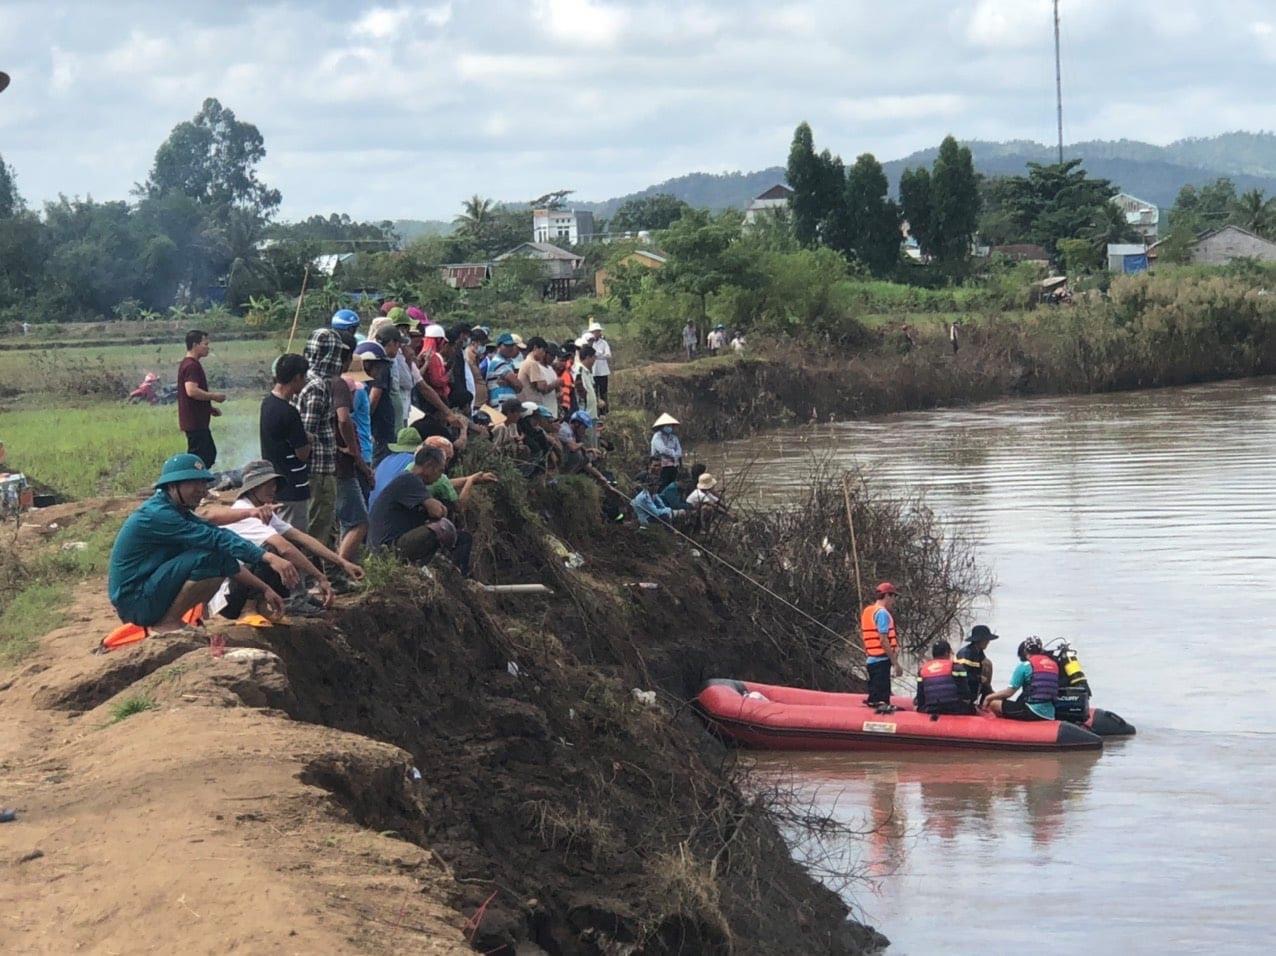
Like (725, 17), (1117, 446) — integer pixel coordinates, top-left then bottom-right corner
(284, 265), (311, 353)
(842, 475), (864, 611)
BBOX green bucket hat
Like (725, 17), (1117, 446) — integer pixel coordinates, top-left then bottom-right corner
(387, 426), (422, 454)
(154, 453), (215, 487)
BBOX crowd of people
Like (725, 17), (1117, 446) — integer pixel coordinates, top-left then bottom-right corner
(111, 308), (1072, 731)
(108, 305), (728, 635)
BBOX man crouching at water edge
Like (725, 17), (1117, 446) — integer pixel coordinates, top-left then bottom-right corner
(108, 454), (297, 634)
(984, 637), (1059, 721)
(860, 582), (902, 714)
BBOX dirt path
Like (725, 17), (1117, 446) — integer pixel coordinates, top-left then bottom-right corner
(0, 593), (471, 955)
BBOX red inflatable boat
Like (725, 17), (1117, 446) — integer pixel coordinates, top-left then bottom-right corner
(696, 679), (1105, 751)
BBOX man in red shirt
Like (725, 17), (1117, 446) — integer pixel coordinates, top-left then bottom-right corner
(177, 329), (226, 467)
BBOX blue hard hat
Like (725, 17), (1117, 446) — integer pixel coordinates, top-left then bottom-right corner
(331, 309), (360, 330)
(569, 410), (593, 428)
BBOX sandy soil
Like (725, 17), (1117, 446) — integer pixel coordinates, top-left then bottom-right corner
(0, 597), (472, 955)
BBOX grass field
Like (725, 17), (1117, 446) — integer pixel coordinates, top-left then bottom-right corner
(2, 399), (259, 498)
(0, 336), (283, 403)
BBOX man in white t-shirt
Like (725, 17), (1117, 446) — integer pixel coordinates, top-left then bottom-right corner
(211, 460), (365, 619)
(685, 472), (732, 527)
(586, 321), (611, 407)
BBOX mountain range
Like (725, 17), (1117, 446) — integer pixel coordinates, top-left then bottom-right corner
(392, 132), (1276, 238)
(572, 131), (1276, 217)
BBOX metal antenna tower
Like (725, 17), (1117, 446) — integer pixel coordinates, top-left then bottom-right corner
(1053, 0), (1064, 164)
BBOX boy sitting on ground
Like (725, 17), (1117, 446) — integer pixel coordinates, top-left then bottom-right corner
(210, 460), (365, 620)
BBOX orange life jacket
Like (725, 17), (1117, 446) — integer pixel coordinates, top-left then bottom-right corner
(559, 360), (576, 412)
(860, 601), (898, 658)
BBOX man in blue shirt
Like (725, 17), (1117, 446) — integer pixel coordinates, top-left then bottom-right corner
(108, 454), (296, 632)
(368, 427), (422, 510)
(985, 637), (1059, 721)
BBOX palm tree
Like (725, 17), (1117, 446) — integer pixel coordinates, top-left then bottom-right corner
(454, 195), (494, 239)
(1231, 189), (1275, 238)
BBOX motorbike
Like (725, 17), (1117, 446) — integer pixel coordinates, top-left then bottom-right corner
(127, 372), (179, 405)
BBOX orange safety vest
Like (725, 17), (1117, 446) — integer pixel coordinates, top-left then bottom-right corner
(559, 360), (576, 412)
(860, 601), (898, 658)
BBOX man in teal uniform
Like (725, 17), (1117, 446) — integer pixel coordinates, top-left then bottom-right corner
(108, 454), (295, 632)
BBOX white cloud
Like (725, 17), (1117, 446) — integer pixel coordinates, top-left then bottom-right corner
(533, 0), (627, 48)
(0, 0), (1273, 220)
(353, 7), (412, 39)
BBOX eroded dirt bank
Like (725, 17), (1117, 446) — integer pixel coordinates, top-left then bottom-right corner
(0, 477), (887, 954)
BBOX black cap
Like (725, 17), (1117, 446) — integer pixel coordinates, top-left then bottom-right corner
(969, 624), (998, 642)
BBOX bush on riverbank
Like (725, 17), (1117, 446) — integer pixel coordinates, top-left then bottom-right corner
(705, 464), (992, 671)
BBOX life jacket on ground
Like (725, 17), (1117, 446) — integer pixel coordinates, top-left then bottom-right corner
(917, 657), (965, 710)
(860, 602), (898, 658)
(1023, 654), (1060, 704)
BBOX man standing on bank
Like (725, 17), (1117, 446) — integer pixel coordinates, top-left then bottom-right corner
(860, 581), (903, 714)
(178, 329), (226, 467)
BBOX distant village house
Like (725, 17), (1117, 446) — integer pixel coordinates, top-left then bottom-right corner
(532, 207), (595, 245)
(1112, 193), (1160, 243)
(595, 249), (667, 296)
(496, 242), (585, 301)
(440, 263), (492, 290)
(744, 185), (793, 225)
(1150, 224), (1276, 266)
(1107, 243), (1149, 274)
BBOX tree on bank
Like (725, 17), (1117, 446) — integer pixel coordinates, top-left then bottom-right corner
(899, 135), (980, 269)
(142, 97), (281, 226)
(786, 122), (825, 247)
(839, 153), (901, 277)
(986, 159), (1122, 254)
(0, 155), (21, 218)
(609, 193), (690, 233)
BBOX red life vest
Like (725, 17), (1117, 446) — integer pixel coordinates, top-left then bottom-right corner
(860, 602), (898, 658)
(1025, 654), (1060, 704)
(918, 657), (961, 708)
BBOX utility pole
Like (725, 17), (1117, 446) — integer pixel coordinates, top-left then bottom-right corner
(1053, 0), (1064, 164)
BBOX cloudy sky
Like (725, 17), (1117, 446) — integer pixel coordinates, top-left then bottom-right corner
(2, 0), (1275, 221)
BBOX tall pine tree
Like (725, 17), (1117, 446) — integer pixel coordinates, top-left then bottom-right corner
(899, 166), (933, 257)
(843, 154), (901, 277)
(786, 122), (824, 248)
(930, 135), (980, 265)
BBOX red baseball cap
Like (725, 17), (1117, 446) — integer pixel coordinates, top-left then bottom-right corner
(875, 582), (900, 596)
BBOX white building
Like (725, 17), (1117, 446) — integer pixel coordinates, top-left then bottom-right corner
(1112, 193), (1160, 243)
(532, 207), (595, 245)
(744, 184), (793, 225)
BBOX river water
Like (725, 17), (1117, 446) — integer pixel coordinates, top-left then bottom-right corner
(712, 379), (1276, 954)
